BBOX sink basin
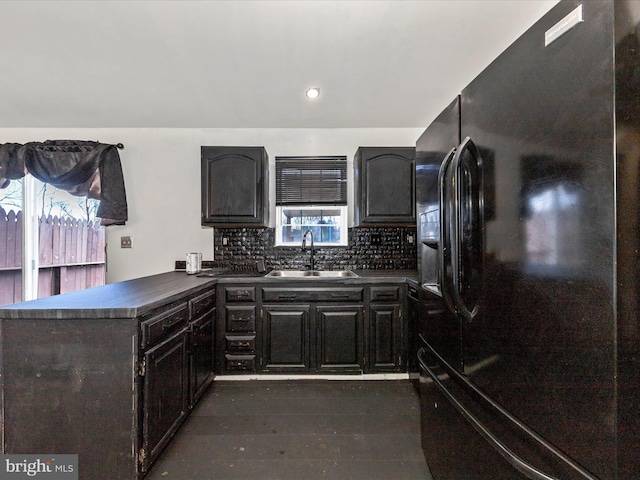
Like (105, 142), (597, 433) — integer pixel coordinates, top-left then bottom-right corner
(265, 270), (313, 278)
(310, 270), (359, 278)
(265, 270), (358, 278)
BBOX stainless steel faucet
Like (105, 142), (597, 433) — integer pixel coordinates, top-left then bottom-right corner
(302, 229), (315, 271)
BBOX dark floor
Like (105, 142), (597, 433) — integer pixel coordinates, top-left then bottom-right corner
(145, 379), (433, 480)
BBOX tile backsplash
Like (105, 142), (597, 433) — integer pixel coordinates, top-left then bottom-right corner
(212, 227), (417, 271)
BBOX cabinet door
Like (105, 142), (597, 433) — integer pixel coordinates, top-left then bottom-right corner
(189, 309), (214, 406)
(354, 147), (416, 225)
(201, 146), (269, 226)
(262, 305), (311, 372)
(141, 329), (188, 472)
(316, 305), (364, 373)
(367, 303), (402, 372)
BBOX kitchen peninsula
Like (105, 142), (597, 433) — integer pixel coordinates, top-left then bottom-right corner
(0, 268), (420, 480)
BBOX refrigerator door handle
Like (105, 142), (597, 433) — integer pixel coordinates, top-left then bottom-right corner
(438, 147), (457, 314)
(418, 348), (556, 480)
(451, 136), (484, 321)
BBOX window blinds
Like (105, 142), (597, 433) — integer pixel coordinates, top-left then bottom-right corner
(275, 156), (347, 206)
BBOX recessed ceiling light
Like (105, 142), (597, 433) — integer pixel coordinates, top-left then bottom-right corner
(305, 87), (320, 99)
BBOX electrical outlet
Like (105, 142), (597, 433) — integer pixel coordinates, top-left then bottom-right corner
(371, 233), (382, 246)
(407, 234), (414, 245)
(222, 237), (228, 246)
(121, 236), (132, 248)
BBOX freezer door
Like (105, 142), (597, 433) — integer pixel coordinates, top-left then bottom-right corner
(418, 343), (599, 480)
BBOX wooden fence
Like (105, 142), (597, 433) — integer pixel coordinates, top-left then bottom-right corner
(0, 206), (105, 306)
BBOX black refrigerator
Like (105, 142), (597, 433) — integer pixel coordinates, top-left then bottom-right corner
(415, 1), (640, 479)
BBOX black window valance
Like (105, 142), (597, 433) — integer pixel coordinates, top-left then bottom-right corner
(0, 140), (127, 225)
(275, 156), (347, 206)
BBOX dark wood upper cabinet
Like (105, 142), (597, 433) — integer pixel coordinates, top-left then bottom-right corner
(354, 147), (416, 226)
(201, 146), (269, 226)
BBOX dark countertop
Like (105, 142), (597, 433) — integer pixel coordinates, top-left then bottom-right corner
(0, 270), (419, 320)
(0, 271), (216, 319)
(354, 269), (418, 280)
(190, 268), (418, 284)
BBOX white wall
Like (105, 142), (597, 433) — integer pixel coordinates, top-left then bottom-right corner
(1, 128), (422, 282)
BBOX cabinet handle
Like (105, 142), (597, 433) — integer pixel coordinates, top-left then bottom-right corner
(278, 295), (298, 300)
(230, 291), (253, 300)
(331, 294), (350, 299)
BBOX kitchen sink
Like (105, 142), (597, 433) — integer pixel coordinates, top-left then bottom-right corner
(265, 270), (358, 278)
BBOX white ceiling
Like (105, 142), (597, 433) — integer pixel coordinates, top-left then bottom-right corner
(0, 0), (559, 129)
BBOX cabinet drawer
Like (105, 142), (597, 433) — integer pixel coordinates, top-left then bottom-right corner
(225, 335), (256, 352)
(262, 287), (364, 303)
(225, 354), (256, 371)
(190, 290), (216, 318)
(370, 286), (400, 302)
(225, 287), (256, 302)
(141, 304), (189, 348)
(226, 306), (256, 332)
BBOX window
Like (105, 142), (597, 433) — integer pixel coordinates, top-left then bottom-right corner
(0, 175), (105, 306)
(277, 205), (348, 246)
(275, 156), (348, 246)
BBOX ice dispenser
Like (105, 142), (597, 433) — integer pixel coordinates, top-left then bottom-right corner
(420, 208), (439, 247)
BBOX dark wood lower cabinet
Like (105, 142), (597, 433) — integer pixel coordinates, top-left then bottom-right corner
(261, 303), (364, 373)
(141, 329), (188, 472)
(316, 305), (364, 373)
(0, 274), (217, 480)
(258, 287), (365, 374)
(220, 282), (407, 375)
(262, 305), (311, 371)
(140, 288), (216, 475)
(218, 285), (258, 374)
(366, 285), (404, 373)
(189, 308), (215, 406)
(141, 289), (217, 473)
(367, 303), (402, 372)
